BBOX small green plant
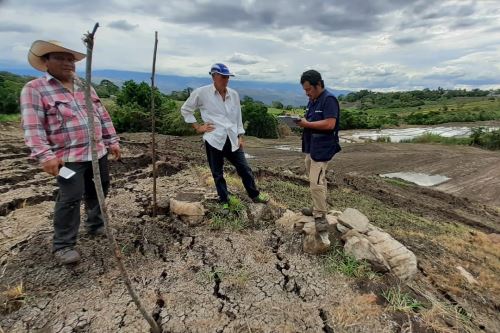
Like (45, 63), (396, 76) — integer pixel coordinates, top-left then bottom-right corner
(382, 286), (424, 312)
(207, 196), (247, 231)
(197, 268), (225, 284)
(323, 246), (375, 279)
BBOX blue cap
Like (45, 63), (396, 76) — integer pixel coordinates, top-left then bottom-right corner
(209, 63), (235, 76)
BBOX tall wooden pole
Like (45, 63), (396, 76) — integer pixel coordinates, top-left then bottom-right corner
(82, 23), (161, 333)
(151, 31), (158, 217)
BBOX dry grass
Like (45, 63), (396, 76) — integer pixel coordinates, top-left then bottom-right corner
(328, 294), (386, 331)
(0, 282), (26, 314)
(409, 284), (476, 333)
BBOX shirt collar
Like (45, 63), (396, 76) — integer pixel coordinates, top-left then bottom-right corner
(44, 72), (81, 91)
(212, 84), (230, 99)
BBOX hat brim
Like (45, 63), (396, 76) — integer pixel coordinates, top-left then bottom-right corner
(209, 71), (235, 77)
(28, 40), (86, 72)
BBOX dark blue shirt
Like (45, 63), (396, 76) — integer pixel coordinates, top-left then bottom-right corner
(302, 89), (340, 154)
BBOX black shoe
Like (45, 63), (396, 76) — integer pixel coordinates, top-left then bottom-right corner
(301, 207), (313, 216)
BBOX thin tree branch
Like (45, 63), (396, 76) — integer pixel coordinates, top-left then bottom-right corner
(82, 23), (161, 333)
(151, 31), (158, 217)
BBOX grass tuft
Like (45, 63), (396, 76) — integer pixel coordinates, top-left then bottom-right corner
(323, 245), (376, 279)
(382, 286), (424, 312)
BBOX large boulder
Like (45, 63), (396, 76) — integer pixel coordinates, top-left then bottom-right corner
(342, 230), (390, 273)
(170, 192), (205, 224)
(337, 209), (418, 281)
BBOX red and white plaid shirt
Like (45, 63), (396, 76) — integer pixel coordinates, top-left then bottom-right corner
(20, 73), (119, 163)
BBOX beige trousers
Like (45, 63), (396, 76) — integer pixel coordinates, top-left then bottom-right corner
(305, 154), (330, 218)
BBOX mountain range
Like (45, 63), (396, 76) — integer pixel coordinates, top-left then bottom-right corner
(2, 67), (350, 107)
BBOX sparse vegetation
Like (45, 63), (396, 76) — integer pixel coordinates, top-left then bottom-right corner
(323, 244), (376, 279)
(197, 268), (225, 284)
(0, 114), (20, 123)
(1, 282), (26, 315)
(207, 195), (247, 231)
(399, 128), (500, 150)
(382, 286), (424, 312)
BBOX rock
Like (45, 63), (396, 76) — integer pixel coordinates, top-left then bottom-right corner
(276, 209), (300, 230)
(487, 233), (500, 244)
(326, 214), (338, 225)
(456, 266), (479, 285)
(328, 209), (343, 217)
(371, 235), (417, 280)
(342, 230), (390, 273)
(302, 221), (317, 235)
(336, 223), (349, 234)
(248, 203), (275, 223)
(303, 232), (330, 254)
(170, 198), (205, 224)
(338, 208), (370, 233)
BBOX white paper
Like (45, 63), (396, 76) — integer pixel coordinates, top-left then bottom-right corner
(58, 166), (76, 179)
(277, 115), (301, 128)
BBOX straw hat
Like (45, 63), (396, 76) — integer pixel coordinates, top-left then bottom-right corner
(28, 40), (86, 72)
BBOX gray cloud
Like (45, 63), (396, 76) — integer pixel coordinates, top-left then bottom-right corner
(236, 69), (250, 75)
(226, 53), (264, 65)
(108, 19), (139, 31)
(0, 22), (34, 33)
(392, 35), (425, 45)
(158, 0), (418, 36)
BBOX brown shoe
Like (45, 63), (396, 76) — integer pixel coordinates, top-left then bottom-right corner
(314, 215), (328, 233)
(54, 248), (81, 265)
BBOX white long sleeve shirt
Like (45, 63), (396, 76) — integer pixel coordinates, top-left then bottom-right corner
(181, 84), (245, 152)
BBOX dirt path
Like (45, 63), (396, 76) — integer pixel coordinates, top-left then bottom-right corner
(1, 123), (499, 332)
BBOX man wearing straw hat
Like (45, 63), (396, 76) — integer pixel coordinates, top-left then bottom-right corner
(20, 40), (121, 265)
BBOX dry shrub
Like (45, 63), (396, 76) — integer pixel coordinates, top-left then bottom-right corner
(277, 124), (292, 138)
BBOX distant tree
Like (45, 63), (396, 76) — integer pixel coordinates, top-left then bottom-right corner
(241, 99), (278, 138)
(0, 72), (36, 114)
(116, 80), (162, 109)
(94, 79), (120, 98)
(271, 100), (284, 109)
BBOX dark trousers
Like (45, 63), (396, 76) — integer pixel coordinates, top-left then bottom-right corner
(53, 155), (109, 251)
(205, 138), (259, 203)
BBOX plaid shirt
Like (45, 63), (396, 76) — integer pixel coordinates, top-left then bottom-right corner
(20, 73), (119, 163)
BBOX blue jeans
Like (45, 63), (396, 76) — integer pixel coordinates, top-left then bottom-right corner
(53, 155), (109, 251)
(205, 138), (259, 203)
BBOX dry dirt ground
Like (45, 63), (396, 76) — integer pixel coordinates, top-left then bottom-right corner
(1, 122), (499, 333)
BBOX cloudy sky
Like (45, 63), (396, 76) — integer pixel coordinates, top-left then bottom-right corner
(1, 0), (499, 91)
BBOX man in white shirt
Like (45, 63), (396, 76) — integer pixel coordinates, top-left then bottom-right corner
(181, 63), (269, 207)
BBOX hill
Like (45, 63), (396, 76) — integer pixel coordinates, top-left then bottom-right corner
(0, 67), (350, 107)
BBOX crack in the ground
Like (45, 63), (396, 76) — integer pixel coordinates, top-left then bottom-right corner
(270, 230), (305, 300)
(319, 309), (335, 333)
(151, 292), (166, 331)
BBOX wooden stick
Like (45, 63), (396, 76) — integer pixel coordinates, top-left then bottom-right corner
(82, 23), (161, 333)
(151, 31), (158, 217)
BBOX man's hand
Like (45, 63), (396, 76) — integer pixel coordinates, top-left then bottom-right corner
(295, 118), (309, 128)
(109, 145), (121, 160)
(193, 122), (215, 134)
(238, 136), (244, 149)
(42, 158), (64, 176)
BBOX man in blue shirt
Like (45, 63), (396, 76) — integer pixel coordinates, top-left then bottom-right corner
(181, 63), (269, 208)
(296, 70), (341, 234)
